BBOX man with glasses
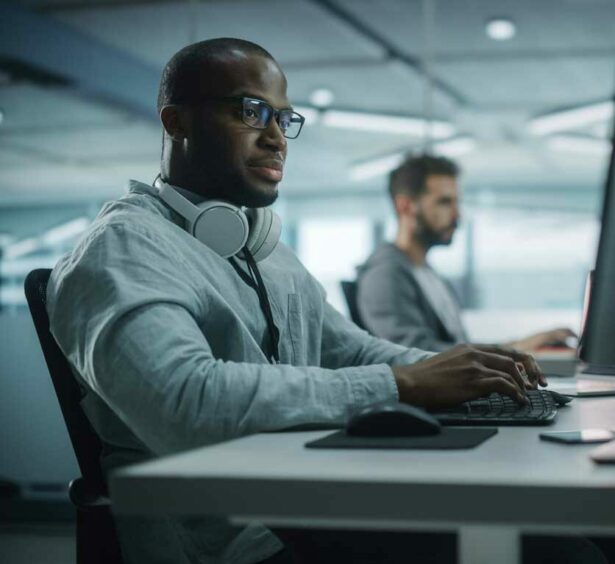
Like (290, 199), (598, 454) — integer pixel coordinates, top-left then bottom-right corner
(46, 39), (596, 564)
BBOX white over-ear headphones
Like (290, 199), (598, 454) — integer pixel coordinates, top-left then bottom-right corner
(157, 181), (281, 261)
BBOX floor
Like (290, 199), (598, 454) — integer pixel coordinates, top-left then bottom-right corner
(0, 524), (75, 564)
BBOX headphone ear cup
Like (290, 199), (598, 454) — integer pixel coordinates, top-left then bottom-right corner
(244, 208), (281, 262)
(192, 203), (249, 258)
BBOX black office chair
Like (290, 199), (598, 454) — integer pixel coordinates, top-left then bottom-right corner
(340, 280), (366, 330)
(24, 269), (124, 564)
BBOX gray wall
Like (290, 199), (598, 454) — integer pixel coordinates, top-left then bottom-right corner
(0, 311), (78, 486)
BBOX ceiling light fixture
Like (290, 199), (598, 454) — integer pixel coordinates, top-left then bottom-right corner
(41, 217), (90, 245)
(323, 110), (455, 139)
(3, 217), (91, 260)
(432, 136), (477, 157)
(309, 88), (335, 108)
(547, 134), (611, 156)
(485, 18), (516, 41)
(350, 152), (406, 182)
(349, 135), (477, 182)
(529, 101), (614, 136)
(591, 122), (612, 139)
(4, 237), (40, 260)
(292, 105), (320, 126)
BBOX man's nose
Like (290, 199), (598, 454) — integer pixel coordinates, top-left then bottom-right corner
(261, 118), (287, 153)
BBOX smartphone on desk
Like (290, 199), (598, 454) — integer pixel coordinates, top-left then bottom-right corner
(539, 429), (614, 444)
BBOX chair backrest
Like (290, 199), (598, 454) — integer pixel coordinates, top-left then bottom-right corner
(340, 280), (366, 330)
(24, 269), (106, 493)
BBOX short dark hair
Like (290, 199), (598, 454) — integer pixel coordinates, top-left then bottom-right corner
(388, 154), (459, 201)
(157, 38), (275, 113)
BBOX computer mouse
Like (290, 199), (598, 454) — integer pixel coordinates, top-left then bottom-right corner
(346, 401), (442, 437)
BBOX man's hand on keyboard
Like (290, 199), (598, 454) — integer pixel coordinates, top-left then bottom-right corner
(391, 344), (546, 410)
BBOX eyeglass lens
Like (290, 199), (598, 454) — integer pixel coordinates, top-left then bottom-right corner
(241, 98), (303, 139)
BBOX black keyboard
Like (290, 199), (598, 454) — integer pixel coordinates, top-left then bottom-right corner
(434, 389), (558, 425)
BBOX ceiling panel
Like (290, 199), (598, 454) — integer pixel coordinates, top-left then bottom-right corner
(49, 0), (385, 69)
(0, 161), (158, 204)
(0, 84), (131, 131)
(336, 0), (615, 56)
(4, 122), (161, 162)
(1, 0), (612, 207)
(287, 59), (457, 117)
(435, 56), (615, 109)
(0, 147), (43, 170)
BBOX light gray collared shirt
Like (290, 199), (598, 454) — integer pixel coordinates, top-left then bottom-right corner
(47, 181), (433, 564)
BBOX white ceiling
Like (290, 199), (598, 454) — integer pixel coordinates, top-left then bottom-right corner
(0, 0), (614, 206)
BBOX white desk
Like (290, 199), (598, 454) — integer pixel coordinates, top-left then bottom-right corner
(110, 397), (615, 564)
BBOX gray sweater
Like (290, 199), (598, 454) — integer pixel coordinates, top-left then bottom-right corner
(357, 243), (468, 352)
(47, 181), (432, 564)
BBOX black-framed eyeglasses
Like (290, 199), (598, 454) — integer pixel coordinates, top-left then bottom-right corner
(193, 96), (305, 139)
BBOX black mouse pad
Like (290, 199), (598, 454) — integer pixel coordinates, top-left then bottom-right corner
(305, 427), (498, 450)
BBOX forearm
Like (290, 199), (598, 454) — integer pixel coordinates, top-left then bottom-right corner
(81, 305), (397, 455)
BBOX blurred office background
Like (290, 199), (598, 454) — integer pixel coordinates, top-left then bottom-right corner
(0, 0), (614, 560)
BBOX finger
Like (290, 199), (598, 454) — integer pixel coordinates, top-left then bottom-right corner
(525, 355), (547, 387)
(476, 374), (529, 404)
(515, 362), (535, 390)
(513, 352), (546, 387)
(478, 345), (545, 387)
(475, 351), (527, 393)
(554, 328), (577, 338)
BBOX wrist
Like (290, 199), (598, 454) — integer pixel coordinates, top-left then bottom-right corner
(391, 366), (418, 405)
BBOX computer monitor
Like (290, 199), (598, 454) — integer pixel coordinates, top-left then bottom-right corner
(582, 101), (615, 367)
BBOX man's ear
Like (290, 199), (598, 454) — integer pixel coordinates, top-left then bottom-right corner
(160, 105), (187, 142)
(394, 194), (417, 218)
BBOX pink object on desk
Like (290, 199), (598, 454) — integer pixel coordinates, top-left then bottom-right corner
(591, 440), (615, 463)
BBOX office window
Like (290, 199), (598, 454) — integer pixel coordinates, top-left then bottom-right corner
(297, 218), (372, 314)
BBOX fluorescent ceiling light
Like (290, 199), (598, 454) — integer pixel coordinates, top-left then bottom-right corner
(323, 110), (455, 139)
(293, 105), (320, 126)
(485, 18), (516, 41)
(42, 217), (90, 245)
(547, 134), (611, 156)
(591, 122), (612, 139)
(4, 237), (40, 259)
(350, 152), (405, 182)
(3, 217), (90, 260)
(529, 101), (614, 136)
(349, 135), (477, 182)
(432, 136), (477, 157)
(309, 88), (335, 108)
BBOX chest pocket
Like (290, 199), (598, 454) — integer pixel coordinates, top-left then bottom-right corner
(287, 293), (305, 364)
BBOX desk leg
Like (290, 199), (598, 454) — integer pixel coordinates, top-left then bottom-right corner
(459, 525), (519, 564)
